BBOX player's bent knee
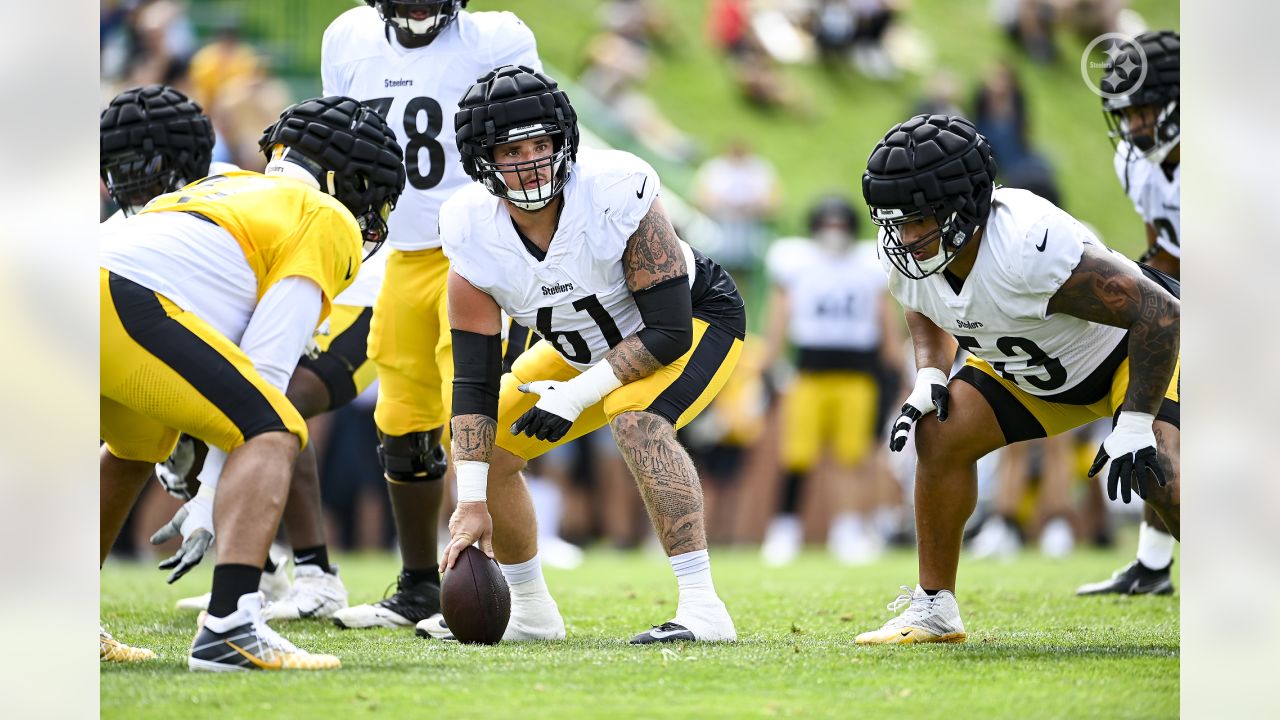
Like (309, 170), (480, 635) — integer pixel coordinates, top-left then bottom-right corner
(914, 417), (980, 469)
(378, 429), (448, 482)
(610, 410), (673, 447)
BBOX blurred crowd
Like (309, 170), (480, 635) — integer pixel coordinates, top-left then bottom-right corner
(106, 0), (1157, 567)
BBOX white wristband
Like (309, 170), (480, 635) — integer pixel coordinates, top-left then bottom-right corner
(573, 359), (624, 401)
(455, 460), (489, 503)
(916, 367), (949, 387)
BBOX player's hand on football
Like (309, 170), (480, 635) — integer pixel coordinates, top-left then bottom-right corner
(511, 380), (583, 442)
(155, 434), (197, 499)
(1088, 411), (1165, 503)
(440, 501), (494, 572)
(150, 491), (214, 583)
(888, 367), (951, 452)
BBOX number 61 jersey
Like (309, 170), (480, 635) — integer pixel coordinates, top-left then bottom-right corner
(883, 188), (1130, 400)
(442, 149), (691, 371)
(321, 5), (541, 252)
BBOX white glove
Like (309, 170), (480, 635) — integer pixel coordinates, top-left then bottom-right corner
(155, 435), (197, 499)
(150, 484), (215, 583)
(511, 362), (623, 443)
(1088, 411), (1165, 503)
(888, 367), (951, 452)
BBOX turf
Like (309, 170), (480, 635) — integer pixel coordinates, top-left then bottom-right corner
(101, 543), (1178, 719)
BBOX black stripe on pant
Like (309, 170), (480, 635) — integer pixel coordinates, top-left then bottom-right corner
(108, 272), (289, 443)
(644, 323), (737, 425)
(952, 364), (1047, 444)
(297, 307), (373, 410)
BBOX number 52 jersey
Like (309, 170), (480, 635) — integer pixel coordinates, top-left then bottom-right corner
(882, 188), (1131, 400)
(321, 6), (542, 252)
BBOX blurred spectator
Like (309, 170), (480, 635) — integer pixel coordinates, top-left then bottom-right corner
(188, 24), (260, 110)
(598, 0), (674, 51)
(850, 0), (901, 79)
(809, 0), (859, 66)
(913, 70), (965, 118)
(206, 60), (293, 172)
(316, 389), (394, 552)
(117, 0), (197, 91)
(973, 61), (1030, 172)
(992, 0), (1058, 63)
(708, 0), (756, 59)
(693, 138), (781, 276)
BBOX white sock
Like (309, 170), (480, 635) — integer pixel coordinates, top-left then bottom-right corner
(1135, 522), (1175, 569)
(499, 554), (547, 597)
(525, 474), (563, 539)
(671, 549), (718, 607)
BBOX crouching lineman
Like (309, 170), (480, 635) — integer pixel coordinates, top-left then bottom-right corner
(100, 96), (405, 669)
(853, 115), (1179, 644)
(1077, 30), (1181, 597)
(435, 66), (746, 644)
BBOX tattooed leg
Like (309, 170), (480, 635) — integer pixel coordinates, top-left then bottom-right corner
(610, 411), (707, 556)
(1141, 420), (1180, 540)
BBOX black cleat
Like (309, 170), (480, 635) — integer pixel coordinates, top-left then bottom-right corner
(1076, 559), (1174, 596)
(629, 622), (697, 644)
(332, 571), (442, 629)
(189, 593), (339, 671)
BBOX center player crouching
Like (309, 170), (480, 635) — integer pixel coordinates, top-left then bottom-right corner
(436, 65), (746, 644)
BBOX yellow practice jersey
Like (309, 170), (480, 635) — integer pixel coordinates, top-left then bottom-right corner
(140, 171), (363, 317)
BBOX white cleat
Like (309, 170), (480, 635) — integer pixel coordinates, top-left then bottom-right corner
(761, 514), (802, 567)
(539, 535), (585, 570)
(829, 517), (885, 566)
(968, 516), (1021, 560)
(854, 585), (967, 644)
(631, 599), (736, 644)
(1038, 517), (1075, 559)
(176, 558), (292, 612)
(264, 565), (348, 621)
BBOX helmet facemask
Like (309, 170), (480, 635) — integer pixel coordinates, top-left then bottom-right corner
(1106, 99), (1180, 166)
(102, 151), (180, 216)
(476, 125), (572, 212)
(872, 202), (975, 280)
(375, 1), (460, 44)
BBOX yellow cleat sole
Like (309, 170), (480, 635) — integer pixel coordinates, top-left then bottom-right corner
(855, 628), (968, 645)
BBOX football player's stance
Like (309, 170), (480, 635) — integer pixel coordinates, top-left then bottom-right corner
(100, 96), (405, 669)
(437, 66), (746, 644)
(320, 0), (546, 632)
(853, 115), (1179, 644)
(758, 196), (903, 566)
(1077, 30), (1180, 597)
(98, 84), (219, 663)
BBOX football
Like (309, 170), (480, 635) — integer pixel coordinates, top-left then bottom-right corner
(441, 545), (511, 644)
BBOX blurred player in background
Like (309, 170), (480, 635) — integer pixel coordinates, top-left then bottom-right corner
(438, 65), (746, 644)
(757, 195), (903, 566)
(100, 95), (405, 669)
(1077, 29), (1180, 596)
(319, 0), (545, 632)
(854, 114), (1180, 644)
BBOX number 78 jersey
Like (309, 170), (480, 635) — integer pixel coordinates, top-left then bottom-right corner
(321, 6), (542, 251)
(884, 188), (1131, 401)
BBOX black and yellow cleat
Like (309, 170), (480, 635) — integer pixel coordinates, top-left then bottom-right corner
(100, 625), (156, 663)
(188, 592), (340, 671)
(1076, 560), (1174, 596)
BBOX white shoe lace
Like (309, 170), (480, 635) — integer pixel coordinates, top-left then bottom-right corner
(881, 586), (935, 630)
(252, 616), (302, 656)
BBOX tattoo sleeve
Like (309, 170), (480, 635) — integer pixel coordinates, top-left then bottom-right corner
(611, 412), (706, 555)
(1046, 244), (1180, 415)
(605, 336), (663, 384)
(450, 414), (496, 464)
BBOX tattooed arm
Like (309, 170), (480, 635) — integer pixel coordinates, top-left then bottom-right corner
(605, 197), (692, 383)
(1046, 243), (1180, 415)
(446, 269), (503, 464)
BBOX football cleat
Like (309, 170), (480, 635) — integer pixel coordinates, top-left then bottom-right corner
(761, 514), (802, 567)
(264, 565), (348, 621)
(332, 571), (441, 629)
(175, 553), (292, 612)
(188, 592), (340, 671)
(968, 515), (1021, 560)
(1076, 559), (1174, 596)
(1039, 517), (1075, 559)
(100, 625), (156, 663)
(855, 585), (967, 644)
(631, 599), (736, 644)
(414, 615), (455, 641)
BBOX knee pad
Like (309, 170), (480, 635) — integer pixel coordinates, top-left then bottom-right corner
(377, 430), (448, 482)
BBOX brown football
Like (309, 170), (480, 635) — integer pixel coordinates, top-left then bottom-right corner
(441, 545), (511, 644)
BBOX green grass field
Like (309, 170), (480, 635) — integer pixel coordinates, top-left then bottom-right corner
(102, 542), (1178, 719)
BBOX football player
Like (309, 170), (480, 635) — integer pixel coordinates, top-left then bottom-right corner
(853, 115), (1180, 644)
(757, 196), (903, 566)
(319, 0), (546, 632)
(1077, 30), (1180, 597)
(437, 65), (746, 644)
(100, 96), (405, 669)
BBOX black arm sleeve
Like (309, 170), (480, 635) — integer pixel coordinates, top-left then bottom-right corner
(633, 275), (694, 365)
(451, 329), (502, 420)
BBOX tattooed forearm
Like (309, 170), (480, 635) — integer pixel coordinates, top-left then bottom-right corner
(624, 199), (687, 291)
(611, 411), (706, 554)
(450, 414), (496, 463)
(605, 335), (663, 383)
(1047, 244), (1180, 415)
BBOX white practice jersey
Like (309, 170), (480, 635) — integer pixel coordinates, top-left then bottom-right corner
(766, 239), (886, 351)
(1114, 141), (1180, 258)
(442, 149), (696, 371)
(882, 188), (1130, 399)
(321, 7), (542, 251)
